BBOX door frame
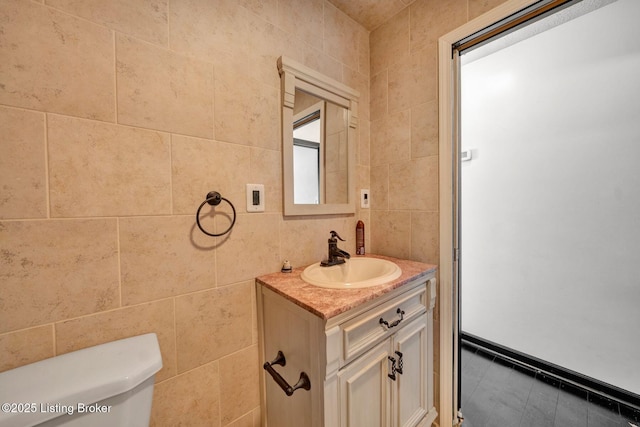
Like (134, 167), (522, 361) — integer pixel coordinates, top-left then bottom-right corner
(437, 1), (540, 425)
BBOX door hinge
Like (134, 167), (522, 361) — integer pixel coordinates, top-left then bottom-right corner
(453, 248), (460, 262)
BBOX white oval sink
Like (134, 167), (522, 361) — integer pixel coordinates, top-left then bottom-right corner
(301, 257), (402, 289)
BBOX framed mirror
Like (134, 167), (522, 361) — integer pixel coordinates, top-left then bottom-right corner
(278, 56), (360, 216)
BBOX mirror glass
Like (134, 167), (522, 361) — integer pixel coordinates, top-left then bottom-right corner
(292, 90), (349, 205)
(279, 56), (359, 216)
(293, 96), (322, 204)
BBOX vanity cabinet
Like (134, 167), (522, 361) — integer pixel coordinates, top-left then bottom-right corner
(338, 314), (431, 427)
(256, 268), (437, 427)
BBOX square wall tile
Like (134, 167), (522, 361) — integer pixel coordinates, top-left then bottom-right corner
(301, 49), (344, 84)
(119, 216), (216, 306)
(116, 35), (214, 138)
(214, 69), (279, 150)
(343, 67), (370, 122)
(237, 0), (278, 25)
(324, 2), (360, 71)
(150, 361), (220, 427)
(370, 7), (410, 75)
(0, 325), (54, 372)
(55, 299), (177, 381)
(388, 48), (435, 114)
(279, 217), (330, 268)
(220, 345), (260, 425)
(0, 0), (115, 121)
(358, 120), (371, 167)
(250, 148), (281, 213)
(357, 164), (371, 191)
(169, 0), (251, 65)
(411, 211), (439, 264)
(389, 156), (438, 211)
(371, 210), (411, 259)
(48, 115), (171, 217)
(370, 71), (388, 122)
(370, 164), (389, 210)
(215, 214), (281, 285)
(243, 16), (290, 88)
(46, 0), (168, 46)
(358, 26), (370, 78)
(175, 283), (253, 372)
(410, 0), (467, 52)
(171, 135), (250, 215)
(0, 106), (46, 219)
(469, 0), (508, 20)
(411, 101), (439, 158)
(371, 110), (411, 166)
(0, 219), (119, 333)
(277, 0), (323, 51)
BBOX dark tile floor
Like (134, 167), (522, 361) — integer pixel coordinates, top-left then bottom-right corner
(461, 343), (640, 427)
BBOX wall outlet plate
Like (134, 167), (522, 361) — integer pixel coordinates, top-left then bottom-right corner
(246, 184), (265, 212)
(361, 189), (370, 209)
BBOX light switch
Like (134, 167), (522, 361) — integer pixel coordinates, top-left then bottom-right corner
(361, 189), (370, 209)
(246, 184), (265, 212)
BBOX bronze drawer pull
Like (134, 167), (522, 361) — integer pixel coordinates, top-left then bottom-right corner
(395, 351), (403, 374)
(263, 351), (311, 396)
(380, 308), (405, 329)
(388, 351), (404, 381)
(388, 356), (397, 381)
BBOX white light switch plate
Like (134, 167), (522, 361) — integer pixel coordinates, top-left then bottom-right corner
(361, 189), (370, 209)
(246, 184), (265, 212)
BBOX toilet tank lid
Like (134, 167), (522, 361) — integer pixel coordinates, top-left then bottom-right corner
(0, 333), (162, 426)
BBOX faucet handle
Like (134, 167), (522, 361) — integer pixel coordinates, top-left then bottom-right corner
(329, 230), (345, 241)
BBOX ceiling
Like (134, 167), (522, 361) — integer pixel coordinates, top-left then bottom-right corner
(328, 0), (418, 31)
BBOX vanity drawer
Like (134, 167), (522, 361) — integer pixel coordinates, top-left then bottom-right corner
(340, 284), (427, 364)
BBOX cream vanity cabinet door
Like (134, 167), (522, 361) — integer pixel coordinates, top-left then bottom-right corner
(394, 314), (431, 427)
(338, 338), (393, 427)
(338, 315), (430, 427)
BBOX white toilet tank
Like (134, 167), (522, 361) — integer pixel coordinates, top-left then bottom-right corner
(0, 333), (162, 427)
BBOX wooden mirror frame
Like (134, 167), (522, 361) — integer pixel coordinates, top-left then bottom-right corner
(278, 56), (360, 216)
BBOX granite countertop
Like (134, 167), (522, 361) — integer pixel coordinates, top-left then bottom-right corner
(256, 254), (437, 320)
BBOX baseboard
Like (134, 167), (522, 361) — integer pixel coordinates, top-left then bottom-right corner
(461, 332), (640, 411)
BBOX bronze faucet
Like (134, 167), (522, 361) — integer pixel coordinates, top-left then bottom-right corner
(320, 231), (351, 266)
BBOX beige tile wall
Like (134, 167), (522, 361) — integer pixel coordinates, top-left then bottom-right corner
(0, 1), (369, 425)
(368, 0), (511, 425)
(1, 0), (511, 424)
